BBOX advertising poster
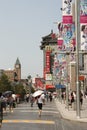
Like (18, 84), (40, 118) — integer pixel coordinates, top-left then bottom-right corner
(35, 78), (44, 89)
(55, 54), (66, 76)
(80, 24), (87, 50)
(62, 0), (73, 24)
(80, 0), (87, 17)
(57, 22), (75, 51)
(53, 53), (59, 75)
(80, 0), (87, 50)
(62, 23), (75, 51)
(61, 0), (75, 51)
(57, 22), (64, 50)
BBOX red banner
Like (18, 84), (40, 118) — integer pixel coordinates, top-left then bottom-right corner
(45, 51), (51, 73)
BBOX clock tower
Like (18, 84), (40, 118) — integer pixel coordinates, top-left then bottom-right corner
(14, 58), (21, 81)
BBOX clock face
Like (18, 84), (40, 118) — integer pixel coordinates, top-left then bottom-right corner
(16, 65), (19, 68)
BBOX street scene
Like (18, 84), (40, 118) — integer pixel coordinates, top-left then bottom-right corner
(1, 100), (58, 130)
(0, 0), (87, 129)
(0, 99), (87, 130)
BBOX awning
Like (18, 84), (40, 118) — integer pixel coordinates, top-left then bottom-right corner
(55, 84), (66, 89)
(46, 85), (55, 90)
(79, 75), (85, 81)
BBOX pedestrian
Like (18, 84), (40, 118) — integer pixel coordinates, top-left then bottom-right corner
(1, 95), (7, 113)
(0, 94), (4, 127)
(26, 93), (29, 103)
(80, 91), (83, 107)
(7, 95), (14, 112)
(46, 92), (49, 102)
(30, 94), (34, 107)
(37, 94), (45, 117)
(70, 92), (74, 108)
(49, 93), (52, 102)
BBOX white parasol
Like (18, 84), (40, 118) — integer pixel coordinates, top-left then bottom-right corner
(32, 90), (43, 97)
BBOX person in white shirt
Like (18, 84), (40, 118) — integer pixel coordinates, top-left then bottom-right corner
(37, 94), (45, 117)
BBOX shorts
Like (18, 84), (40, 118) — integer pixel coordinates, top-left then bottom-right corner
(38, 103), (42, 110)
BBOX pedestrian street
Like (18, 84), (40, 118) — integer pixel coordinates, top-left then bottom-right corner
(1, 100), (60, 130)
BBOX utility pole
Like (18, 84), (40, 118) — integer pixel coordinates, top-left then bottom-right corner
(75, 0), (80, 118)
(65, 52), (69, 109)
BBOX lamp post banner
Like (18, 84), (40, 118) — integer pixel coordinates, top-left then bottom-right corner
(62, 24), (75, 51)
(62, 0), (75, 24)
(58, 0), (76, 51)
(80, 0), (87, 50)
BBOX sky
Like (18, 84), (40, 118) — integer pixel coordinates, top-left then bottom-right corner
(0, 0), (62, 79)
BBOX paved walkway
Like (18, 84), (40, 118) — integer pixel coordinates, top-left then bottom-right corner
(55, 98), (87, 122)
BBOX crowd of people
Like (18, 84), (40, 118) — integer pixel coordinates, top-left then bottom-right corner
(0, 92), (20, 114)
(0, 92), (19, 127)
(61, 90), (84, 109)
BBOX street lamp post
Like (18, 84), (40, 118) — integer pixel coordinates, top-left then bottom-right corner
(75, 0), (80, 118)
(66, 52), (69, 109)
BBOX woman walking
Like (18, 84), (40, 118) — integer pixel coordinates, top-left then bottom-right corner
(37, 94), (45, 117)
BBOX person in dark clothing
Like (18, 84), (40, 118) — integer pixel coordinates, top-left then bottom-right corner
(30, 95), (34, 107)
(0, 101), (3, 127)
(0, 97), (4, 127)
(49, 93), (52, 102)
(80, 91), (83, 106)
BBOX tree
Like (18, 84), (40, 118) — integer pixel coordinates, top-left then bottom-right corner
(0, 74), (12, 93)
(10, 81), (26, 100)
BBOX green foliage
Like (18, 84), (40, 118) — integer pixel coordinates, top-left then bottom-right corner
(0, 74), (12, 93)
(14, 83), (25, 94)
(14, 83), (26, 100)
(0, 74), (26, 99)
(0, 73), (35, 101)
(31, 86), (35, 93)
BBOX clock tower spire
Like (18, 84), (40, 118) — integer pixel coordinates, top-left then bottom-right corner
(14, 57), (21, 81)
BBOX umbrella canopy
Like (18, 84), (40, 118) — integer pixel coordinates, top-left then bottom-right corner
(55, 84), (66, 89)
(32, 90), (43, 97)
(3, 91), (13, 97)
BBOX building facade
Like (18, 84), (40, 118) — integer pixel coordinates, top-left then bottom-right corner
(0, 58), (21, 82)
(40, 30), (57, 91)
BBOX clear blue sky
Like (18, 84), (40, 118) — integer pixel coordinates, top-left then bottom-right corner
(0, 0), (62, 79)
